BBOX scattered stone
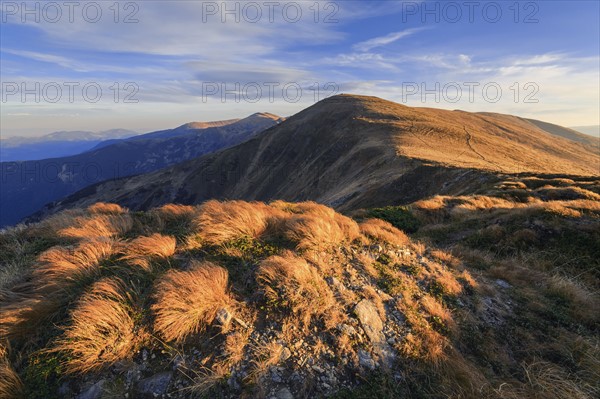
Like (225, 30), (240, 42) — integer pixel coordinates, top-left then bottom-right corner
(58, 381), (72, 396)
(216, 308), (233, 328)
(77, 380), (105, 399)
(337, 323), (357, 336)
(172, 355), (185, 370)
(137, 371), (173, 397)
(280, 347), (292, 362)
(358, 349), (376, 370)
(275, 387), (294, 399)
(312, 365), (324, 374)
(495, 279), (511, 289)
(271, 367), (284, 383)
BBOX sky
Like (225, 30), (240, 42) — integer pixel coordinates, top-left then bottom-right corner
(1, 0), (599, 137)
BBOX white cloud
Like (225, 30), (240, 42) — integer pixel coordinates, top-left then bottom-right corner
(353, 28), (427, 52)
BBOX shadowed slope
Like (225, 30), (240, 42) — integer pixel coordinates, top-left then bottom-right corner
(33, 95), (599, 219)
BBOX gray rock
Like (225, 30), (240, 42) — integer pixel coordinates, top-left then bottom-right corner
(358, 349), (376, 370)
(77, 380), (105, 399)
(271, 366), (284, 383)
(58, 382), (72, 396)
(215, 308), (233, 328)
(137, 371), (172, 396)
(354, 300), (384, 343)
(276, 387), (294, 399)
(280, 347), (292, 362)
(172, 355), (185, 370)
(311, 365), (324, 374)
(337, 323), (357, 336)
(495, 279), (511, 289)
(354, 300), (396, 368)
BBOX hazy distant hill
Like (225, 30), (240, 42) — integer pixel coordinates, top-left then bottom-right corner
(570, 125), (600, 138)
(0, 113), (282, 227)
(39, 94), (599, 217)
(0, 129), (138, 161)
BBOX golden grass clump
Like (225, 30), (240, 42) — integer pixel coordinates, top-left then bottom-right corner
(152, 261), (235, 342)
(58, 214), (133, 240)
(0, 295), (62, 340)
(432, 267), (464, 297)
(257, 252), (336, 327)
(119, 233), (176, 270)
(359, 218), (410, 247)
(87, 202), (126, 215)
(153, 204), (197, 221)
(396, 296), (448, 364)
(33, 209), (88, 238)
(33, 239), (116, 287)
(0, 359), (23, 399)
(495, 360), (598, 399)
(53, 278), (139, 374)
(421, 294), (455, 331)
(194, 200), (283, 245)
(430, 249), (461, 268)
(284, 212), (359, 251)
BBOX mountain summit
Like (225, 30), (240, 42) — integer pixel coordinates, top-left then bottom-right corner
(36, 94), (599, 218)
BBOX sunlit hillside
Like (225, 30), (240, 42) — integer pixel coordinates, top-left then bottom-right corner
(1, 177), (599, 398)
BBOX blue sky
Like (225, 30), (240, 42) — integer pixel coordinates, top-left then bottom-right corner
(1, 0), (599, 136)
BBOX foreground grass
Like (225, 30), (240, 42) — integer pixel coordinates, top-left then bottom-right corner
(0, 176), (599, 398)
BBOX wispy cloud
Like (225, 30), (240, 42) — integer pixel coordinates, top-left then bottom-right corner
(353, 28), (427, 52)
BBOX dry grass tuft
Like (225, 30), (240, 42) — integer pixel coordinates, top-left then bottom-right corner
(359, 218), (410, 247)
(119, 233), (176, 271)
(152, 261), (235, 342)
(34, 239), (116, 287)
(194, 200), (283, 245)
(58, 214), (133, 240)
(421, 294), (455, 331)
(52, 277), (140, 374)
(247, 340), (285, 384)
(495, 360), (598, 399)
(257, 252), (336, 328)
(154, 204), (196, 220)
(0, 359), (23, 399)
(284, 212), (359, 251)
(224, 330), (251, 365)
(545, 275), (598, 323)
(430, 249), (461, 268)
(0, 295), (61, 339)
(87, 202), (126, 215)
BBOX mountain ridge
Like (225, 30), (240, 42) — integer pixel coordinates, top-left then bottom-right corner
(31, 94), (599, 221)
(1, 113), (282, 227)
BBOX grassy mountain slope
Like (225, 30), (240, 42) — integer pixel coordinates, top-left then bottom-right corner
(37, 95), (599, 219)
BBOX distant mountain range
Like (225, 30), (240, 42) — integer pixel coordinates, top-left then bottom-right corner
(0, 129), (138, 162)
(34, 94), (599, 220)
(0, 113), (282, 227)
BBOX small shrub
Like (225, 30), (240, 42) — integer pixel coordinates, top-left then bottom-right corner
(365, 206), (421, 233)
